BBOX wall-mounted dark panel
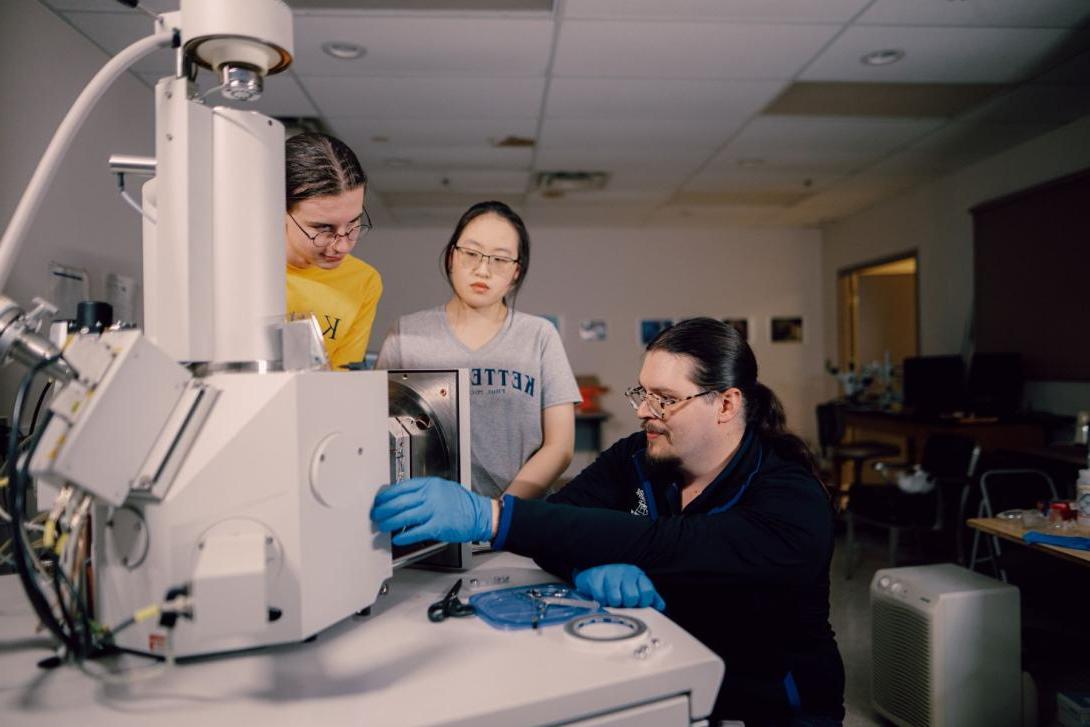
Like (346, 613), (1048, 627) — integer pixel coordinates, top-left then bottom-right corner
(972, 168), (1090, 381)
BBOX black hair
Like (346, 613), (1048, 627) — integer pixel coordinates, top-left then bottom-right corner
(440, 200), (530, 305)
(285, 132), (367, 210)
(647, 317), (820, 478)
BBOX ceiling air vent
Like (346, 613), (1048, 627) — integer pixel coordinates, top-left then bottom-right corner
(533, 171), (609, 198)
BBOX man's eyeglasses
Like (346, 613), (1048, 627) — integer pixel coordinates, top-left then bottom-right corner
(453, 246), (519, 275)
(289, 207), (372, 249)
(624, 385), (717, 419)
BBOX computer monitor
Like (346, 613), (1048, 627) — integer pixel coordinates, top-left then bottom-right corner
(967, 352), (1022, 417)
(902, 355), (965, 417)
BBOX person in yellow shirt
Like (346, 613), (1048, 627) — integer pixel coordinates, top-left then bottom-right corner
(285, 133), (382, 370)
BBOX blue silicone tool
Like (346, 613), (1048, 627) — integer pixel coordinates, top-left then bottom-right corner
(468, 582), (602, 631)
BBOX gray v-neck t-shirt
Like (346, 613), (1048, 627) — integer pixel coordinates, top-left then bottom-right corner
(376, 306), (581, 498)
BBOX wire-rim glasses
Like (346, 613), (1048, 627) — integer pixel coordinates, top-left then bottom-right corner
(289, 207), (372, 249)
(453, 246), (519, 275)
(624, 385), (716, 419)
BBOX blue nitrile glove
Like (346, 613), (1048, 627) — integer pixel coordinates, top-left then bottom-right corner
(371, 476), (493, 546)
(573, 564), (666, 611)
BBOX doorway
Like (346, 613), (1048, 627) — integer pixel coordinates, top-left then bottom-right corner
(837, 252), (919, 398)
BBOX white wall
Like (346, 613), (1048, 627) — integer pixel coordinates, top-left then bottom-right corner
(0, 0), (154, 413)
(364, 225), (826, 447)
(822, 115), (1090, 416)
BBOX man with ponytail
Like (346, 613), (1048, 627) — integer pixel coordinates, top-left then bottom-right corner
(372, 317), (845, 726)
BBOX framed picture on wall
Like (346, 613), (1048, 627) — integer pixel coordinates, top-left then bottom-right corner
(639, 318), (674, 346)
(579, 319), (608, 341)
(771, 316), (803, 343)
(721, 318), (749, 340)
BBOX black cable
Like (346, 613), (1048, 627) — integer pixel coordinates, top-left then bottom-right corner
(27, 380), (53, 439)
(51, 554), (79, 651)
(49, 545), (97, 659)
(7, 358), (77, 655)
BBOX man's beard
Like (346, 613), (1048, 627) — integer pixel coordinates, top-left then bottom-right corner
(642, 427), (683, 482)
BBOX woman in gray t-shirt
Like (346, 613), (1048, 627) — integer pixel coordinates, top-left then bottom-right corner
(376, 201), (581, 499)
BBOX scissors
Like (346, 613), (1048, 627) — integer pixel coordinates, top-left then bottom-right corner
(427, 579), (476, 623)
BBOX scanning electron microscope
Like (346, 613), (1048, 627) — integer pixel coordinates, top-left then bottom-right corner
(0, 0), (470, 659)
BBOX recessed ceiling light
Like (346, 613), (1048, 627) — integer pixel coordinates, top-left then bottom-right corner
(322, 41), (365, 60)
(860, 49), (905, 66)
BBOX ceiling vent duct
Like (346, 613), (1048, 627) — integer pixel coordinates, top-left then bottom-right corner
(533, 171), (609, 198)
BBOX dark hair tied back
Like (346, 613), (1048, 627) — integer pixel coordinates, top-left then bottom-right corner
(440, 200), (531, 305)
(647, 317), (819, 477)
(285, 132), (367, 210)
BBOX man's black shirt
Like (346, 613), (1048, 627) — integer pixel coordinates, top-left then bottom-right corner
(493, 428), (845, 723)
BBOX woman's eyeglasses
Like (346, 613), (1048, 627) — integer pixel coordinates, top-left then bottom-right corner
(453, 246), (519, 275)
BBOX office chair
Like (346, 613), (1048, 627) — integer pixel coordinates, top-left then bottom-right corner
(815, 402), (900, 510)
(844, 433), (980, 579)
(969, 469), (1057, 582)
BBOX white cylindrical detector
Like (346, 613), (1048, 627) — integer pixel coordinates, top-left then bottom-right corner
(181, 0), (294, 76)
(210, 108), (285, 363)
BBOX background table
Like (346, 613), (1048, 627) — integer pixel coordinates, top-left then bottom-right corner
(967, 517), (1090, 567)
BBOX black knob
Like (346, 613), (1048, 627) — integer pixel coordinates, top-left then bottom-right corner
(76, 300), (113, 333)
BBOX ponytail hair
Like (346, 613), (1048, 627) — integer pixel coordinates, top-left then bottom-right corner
(745, 382), (819, 477)
(647, 318), (819, 477)
(285, 132), (367, 210)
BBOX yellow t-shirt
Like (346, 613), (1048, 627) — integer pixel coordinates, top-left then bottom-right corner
(286, 256), (382, 370)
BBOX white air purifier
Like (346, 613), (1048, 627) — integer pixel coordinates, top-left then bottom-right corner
(870, 563), (1020, 727)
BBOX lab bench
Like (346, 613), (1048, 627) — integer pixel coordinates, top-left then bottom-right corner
(0, 552), (723, 726)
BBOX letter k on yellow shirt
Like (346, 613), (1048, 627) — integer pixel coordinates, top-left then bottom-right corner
(286, 256), (382, 370)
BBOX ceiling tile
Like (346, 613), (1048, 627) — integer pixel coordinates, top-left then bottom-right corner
(302, 76), (545, 118)
(763, 81), (1007, 118)
(779, 174), (929, 226)
(970, 84), (1090, 125)
(60, 11), (175, 74)
(527, 188), (674, 206)
(707, 147), (873, 173)
(801, 25), (1069, 83)
(534, 145), (711, 172)
(563, 0), (870, 23)
(857, 0), (1090, 28)
(674, 188), (815, 207)
(325, 117), (538, 147)
(552, 20), (839, 80)
(652, 204), (784, 226)
(291, 15), (553, 77)
(350, 143), (534, 170)
(901, 119), (1060, 169)
(370, 169), (530, 193)
(546, 78), (785, 119)
(534, 168), (691, 196)
(717, 116), (946, 162)
(683, 167), (844, 195)
(539, 117), (741, 149)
